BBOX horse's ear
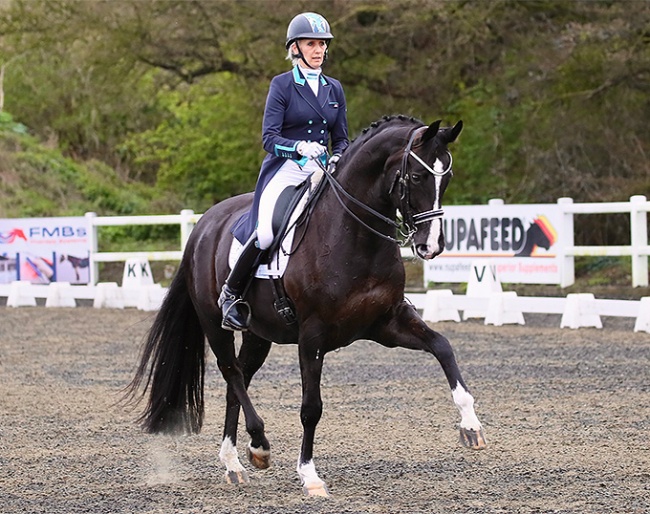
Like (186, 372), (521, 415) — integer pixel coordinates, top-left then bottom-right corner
(442, 120), (463, 144)
(421, 119), (442, 143)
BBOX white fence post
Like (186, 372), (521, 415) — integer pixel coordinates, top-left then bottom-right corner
(630, 195), (648, 287)
(557, 197), (575, 287)
(180, 209), (195, 251)
(85, 211), (98, 285)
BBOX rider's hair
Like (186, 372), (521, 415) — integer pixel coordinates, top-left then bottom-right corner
(286, 42), (300, 66)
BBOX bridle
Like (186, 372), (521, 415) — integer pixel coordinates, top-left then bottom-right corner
(319, 125), (452, 246)
(395, 126), (452, 237)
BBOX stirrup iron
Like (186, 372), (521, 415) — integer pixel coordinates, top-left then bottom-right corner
(221, 298), (252, 331)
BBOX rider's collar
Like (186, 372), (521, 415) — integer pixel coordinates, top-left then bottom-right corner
(293, 66), (325, 86)
(299, 66), (321, 78)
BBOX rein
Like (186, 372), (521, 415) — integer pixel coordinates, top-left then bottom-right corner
(318, 125), (451, 246)
(322, 168), (405, 244)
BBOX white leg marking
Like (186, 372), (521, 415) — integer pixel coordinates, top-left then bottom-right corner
(297, 459), (326, 490)
(247, 441), (271, 461)
(219, 436), (245, 474)
(452, 384), (483, 431)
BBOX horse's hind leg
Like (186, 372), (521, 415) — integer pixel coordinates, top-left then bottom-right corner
(206, 329), (272, 484)
(374, 301), (487, 449)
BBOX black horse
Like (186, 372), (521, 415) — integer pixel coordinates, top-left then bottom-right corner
(128, 115), (486, 497)
(59, 254), (90, 281)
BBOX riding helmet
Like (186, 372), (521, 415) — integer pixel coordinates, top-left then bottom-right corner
(285, 12), (333, 49)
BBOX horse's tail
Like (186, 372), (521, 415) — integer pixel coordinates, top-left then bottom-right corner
(126, 260), (205, 434)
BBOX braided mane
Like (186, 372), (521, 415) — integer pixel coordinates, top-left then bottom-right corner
(350, 115), (423, 148)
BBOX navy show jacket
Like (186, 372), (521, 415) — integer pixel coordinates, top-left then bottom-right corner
(231, 66), (349, 243)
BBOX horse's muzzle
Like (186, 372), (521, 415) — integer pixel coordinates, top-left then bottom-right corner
(414, 243), (443, 260)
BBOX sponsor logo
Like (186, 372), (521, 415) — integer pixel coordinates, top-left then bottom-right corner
(443, 215), (558, 256)
(0, 229), (28, 244)
(29, 226), (87, 238)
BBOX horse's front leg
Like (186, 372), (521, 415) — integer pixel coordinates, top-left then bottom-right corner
(374, 301), (487, 449)
(296, 332), (330, 497)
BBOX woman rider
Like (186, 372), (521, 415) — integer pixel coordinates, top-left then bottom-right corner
(220, 12), (350, 331)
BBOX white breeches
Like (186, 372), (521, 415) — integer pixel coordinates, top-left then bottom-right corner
(257, 159), (321, 250)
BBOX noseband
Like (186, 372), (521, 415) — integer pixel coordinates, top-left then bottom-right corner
(320, 125), (452, 246)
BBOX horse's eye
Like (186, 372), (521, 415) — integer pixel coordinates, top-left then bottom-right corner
(411, 173), (422, 184)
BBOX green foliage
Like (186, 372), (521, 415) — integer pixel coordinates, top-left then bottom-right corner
(574, 256), (631, 286)
(0, 0), (647, 245)
(445, 82), (529, 204)
(344, 83), (430, 136)
(98, 224), (179, 252)
(0, 111), (28, 134)
(122, 73), (266, 211)
(0, 126), (152, 218)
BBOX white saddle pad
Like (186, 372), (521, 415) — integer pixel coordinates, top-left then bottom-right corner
(228, 227), (295, 279)
(228, 170), (322, 279)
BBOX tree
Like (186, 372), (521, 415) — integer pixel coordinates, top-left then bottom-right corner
(0, 0), (648, 221)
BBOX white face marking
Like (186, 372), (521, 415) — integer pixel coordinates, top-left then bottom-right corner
(425, 166), (444, 256)
(432, 157), (445, 175)
(452, 384), (483, 431)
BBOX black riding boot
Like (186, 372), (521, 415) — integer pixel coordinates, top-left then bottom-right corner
(218, 234), (263, 331)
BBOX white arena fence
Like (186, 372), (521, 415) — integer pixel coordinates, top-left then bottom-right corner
(556, 195), (649, 288)
(84, 209), (202, 285)
(0, 197), (648, 332)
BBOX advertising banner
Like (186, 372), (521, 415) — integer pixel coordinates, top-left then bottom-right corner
(424, 204), (562, 284)
(0, 217), (90, 284)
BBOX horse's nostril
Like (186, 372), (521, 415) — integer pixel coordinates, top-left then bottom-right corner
(415, 244), (428, 256)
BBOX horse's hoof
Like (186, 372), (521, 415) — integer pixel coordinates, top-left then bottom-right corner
(225, 470), (249, 484)
(303, 483), (330, 498)
(246, 445), (271, 470)
(460, 427), (487, 449)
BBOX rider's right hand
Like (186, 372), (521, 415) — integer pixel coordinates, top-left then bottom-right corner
(297, 141), (327, 160)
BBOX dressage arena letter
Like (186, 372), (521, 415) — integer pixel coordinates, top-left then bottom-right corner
(122, 258), (155, 308)
(126, 262), (151, 278)
(122, 259), (154, 289)
(474, 263), (497, 283)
